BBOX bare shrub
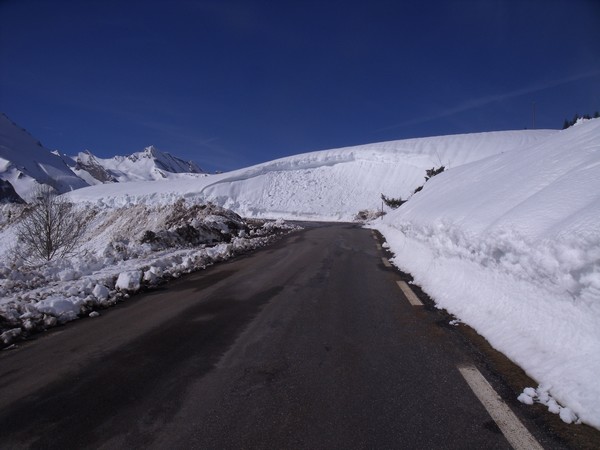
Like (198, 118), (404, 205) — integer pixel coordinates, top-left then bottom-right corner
(381, 193), (406, 209)
(15, 185), (86, 263)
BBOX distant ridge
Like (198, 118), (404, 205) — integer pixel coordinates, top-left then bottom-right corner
(0, 113), (89, 201)
(69, 146), (205, 185)
(0, 113), (205, 201)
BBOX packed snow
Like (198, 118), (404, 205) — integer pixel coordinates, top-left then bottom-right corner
(65, 129), (554, 219)
(1, 112), (599, 429)
(372, 118), (600, 428)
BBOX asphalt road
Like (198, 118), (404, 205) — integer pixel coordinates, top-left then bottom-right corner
(0, 223), (563, 449)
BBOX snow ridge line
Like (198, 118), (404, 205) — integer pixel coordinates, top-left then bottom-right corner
(197, 152), (357, 195)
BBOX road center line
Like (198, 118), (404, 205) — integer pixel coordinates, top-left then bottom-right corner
(396, 281), (423, 306)
(381, 257), (392, 267)
(457, 365), (543, 450)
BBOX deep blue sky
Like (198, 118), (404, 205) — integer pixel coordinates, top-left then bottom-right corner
(1, 0), (599, 172)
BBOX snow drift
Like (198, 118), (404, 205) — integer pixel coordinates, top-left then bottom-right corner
(373, 118), (600, 428)
(67, 129), (555, 219)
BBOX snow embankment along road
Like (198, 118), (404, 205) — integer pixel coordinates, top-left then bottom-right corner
(372, 118), (600, 429)
(65, 129), (555, 221)
(0, 198), (298, 346)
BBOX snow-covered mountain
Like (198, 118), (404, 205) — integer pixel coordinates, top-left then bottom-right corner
(69, 146), (205, 185)
(0, 113), (89, 201)
(0, 114), (205, 201)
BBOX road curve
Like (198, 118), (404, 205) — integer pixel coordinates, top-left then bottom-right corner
(0, 223), (558, 449)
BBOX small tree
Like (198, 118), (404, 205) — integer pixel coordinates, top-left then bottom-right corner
(381, 193), (406, 209)
(425, 165), (445, 181)
(15, 185), (86, 263)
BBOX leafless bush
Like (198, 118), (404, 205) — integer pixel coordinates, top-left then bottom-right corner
(355, 209), (385, 222)
(15, 185), (86, 263)
(380, 193), (406, 209)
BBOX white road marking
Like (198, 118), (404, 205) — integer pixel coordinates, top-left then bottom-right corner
(381, 257), (392, 267)
(457, 365), (543, 450)
(396, 281), (423, 306)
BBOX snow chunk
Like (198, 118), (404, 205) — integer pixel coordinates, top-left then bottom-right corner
(1, 328), (21, 345)
(33, 297), (81, 324)
(115, 271), (142, 292)
(92, 284), (110, 301)
(58, 269), (79, 282)
(523, 387), (537, 397)
(518, 386), (581, 424)
(560, 407), (578, 424)
(518, 392), (535, 405)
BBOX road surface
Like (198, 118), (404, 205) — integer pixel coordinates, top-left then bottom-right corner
(0, 224), (566, 448)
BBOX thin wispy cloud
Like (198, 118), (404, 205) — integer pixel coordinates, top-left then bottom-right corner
(380, 69), (600, 131)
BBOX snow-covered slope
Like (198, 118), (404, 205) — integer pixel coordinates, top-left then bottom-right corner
(373, 118), (600, 428)
(0, 113), (89, 200)
(70, 146), (205, 185)
(67, 129), (556, 219)
(0, 113), (206, 201)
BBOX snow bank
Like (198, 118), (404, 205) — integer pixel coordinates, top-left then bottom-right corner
(66, 130), (555, 220)
(373, 118), (600, 428)
(0, 200), (299, 346)
(202, 130), (555, 220)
